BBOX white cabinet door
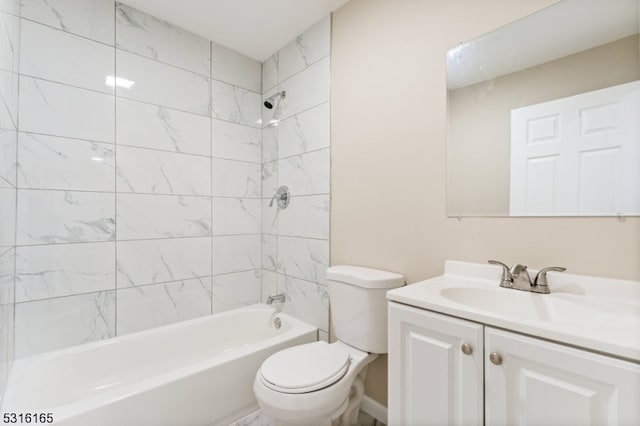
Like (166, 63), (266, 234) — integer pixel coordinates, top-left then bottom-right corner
(485, 327), (640, 426)
(388, 303), (483, 426)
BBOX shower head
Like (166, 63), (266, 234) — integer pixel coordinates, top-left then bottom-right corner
(263, 91), (286, 109)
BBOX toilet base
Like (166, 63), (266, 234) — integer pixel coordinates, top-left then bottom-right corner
(336, 366), (368, 426)
(268, 367), (368, 426)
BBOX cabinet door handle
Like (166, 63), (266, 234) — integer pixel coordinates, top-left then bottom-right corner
(461, 343), (473, 355)
(489, 352), (503, 365)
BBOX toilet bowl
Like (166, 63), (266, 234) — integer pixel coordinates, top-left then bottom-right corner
(253, 341), (377, 424)
(253, 265), (405, 425)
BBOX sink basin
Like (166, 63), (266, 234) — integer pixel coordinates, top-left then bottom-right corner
(438, 286), (639, 325)
(387, 260), (640, 361)
(439, 287), (557, 322)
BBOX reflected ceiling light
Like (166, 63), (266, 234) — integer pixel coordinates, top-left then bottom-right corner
(105, 76), (135, 89)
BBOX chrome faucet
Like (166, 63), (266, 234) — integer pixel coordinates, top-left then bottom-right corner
(266, 293), (285, 304)
(488, 260), (566, 294)
(509, 263), (532, 291)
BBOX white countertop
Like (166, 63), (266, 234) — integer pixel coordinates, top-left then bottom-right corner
(387, 261), (640, 361)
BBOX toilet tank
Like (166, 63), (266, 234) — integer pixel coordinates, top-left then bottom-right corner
(326, 265), (405, 354)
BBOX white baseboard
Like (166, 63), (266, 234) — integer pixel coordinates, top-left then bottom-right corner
(361, 395), (387, 424)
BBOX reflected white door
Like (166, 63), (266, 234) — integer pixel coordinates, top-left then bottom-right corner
(510, 80), (640, 215)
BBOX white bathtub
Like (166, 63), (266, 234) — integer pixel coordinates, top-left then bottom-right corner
(1, 304), (317, 426)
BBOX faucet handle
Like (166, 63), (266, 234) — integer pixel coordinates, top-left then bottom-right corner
(533, 266), (567, 290)
(269, 186), (290, 209)
(488, 260), (512, 287)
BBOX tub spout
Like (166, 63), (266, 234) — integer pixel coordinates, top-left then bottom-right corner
(266, 294), (285, 304)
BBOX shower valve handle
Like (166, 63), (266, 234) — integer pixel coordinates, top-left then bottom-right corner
(270, 186), (290, 209)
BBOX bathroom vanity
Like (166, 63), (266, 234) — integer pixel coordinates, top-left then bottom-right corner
(386, 261), (640, 426)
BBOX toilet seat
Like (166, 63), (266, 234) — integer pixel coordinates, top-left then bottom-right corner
(259, 341), (352, 394)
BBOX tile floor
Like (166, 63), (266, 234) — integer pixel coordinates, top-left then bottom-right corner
(230, 409), (385, 426)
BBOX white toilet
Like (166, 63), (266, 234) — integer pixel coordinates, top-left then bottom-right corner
(253, 265), (405, 425)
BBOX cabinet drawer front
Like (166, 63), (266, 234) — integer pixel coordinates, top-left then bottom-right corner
(485, 327), (640, 426)
(388, 302), (483, 426)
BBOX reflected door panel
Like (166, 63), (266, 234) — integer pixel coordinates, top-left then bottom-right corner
(510, 80), (640, 215)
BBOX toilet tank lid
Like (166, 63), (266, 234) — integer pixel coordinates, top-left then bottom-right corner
(326, 265), (405, 289)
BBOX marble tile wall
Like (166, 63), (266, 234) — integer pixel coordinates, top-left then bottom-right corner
(4, 0), (332, 363)
(210, 38), (263, 315)
(0, 0), (20, 400)
(260, 16), (332, 333)
(11, 0), (263, 358)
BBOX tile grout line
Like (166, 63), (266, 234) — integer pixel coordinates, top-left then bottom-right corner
(20, 73), (116, 98)
(265, 52), (331, 93)
(210, 39), (214, 316)
(117, 47), (211, 81)
(17, 16), (116, 48)
(265, 145), (331, 163)
(15, 274), (220, 306)
(14, 265), (273, 307)
(20, 73), (212, 120)
(15, 187), (285, 201)
(258, 53), (264, 304)
(260, 193), (330, 200)
(20, 15), (218, 81)
(211, 76), (262, 96)
(20, 74), (266, 129)
(261, 100), (330, 133)
(16, 129), (264, 164)
(14, 187), (216, 198)
(113, 1), (118, 338)
(261, 233), (329, 242)
(274, 50), (281, 299)
(327, 14), (333, 341)
(12, 233), (265, 249)
(259, 53), (268, 303)
(11, 7), (22, 367)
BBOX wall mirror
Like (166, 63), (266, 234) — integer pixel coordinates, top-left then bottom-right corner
(446, 0), (640, 217)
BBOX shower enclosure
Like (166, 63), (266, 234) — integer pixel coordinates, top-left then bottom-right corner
(0, 0), (331, 401)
